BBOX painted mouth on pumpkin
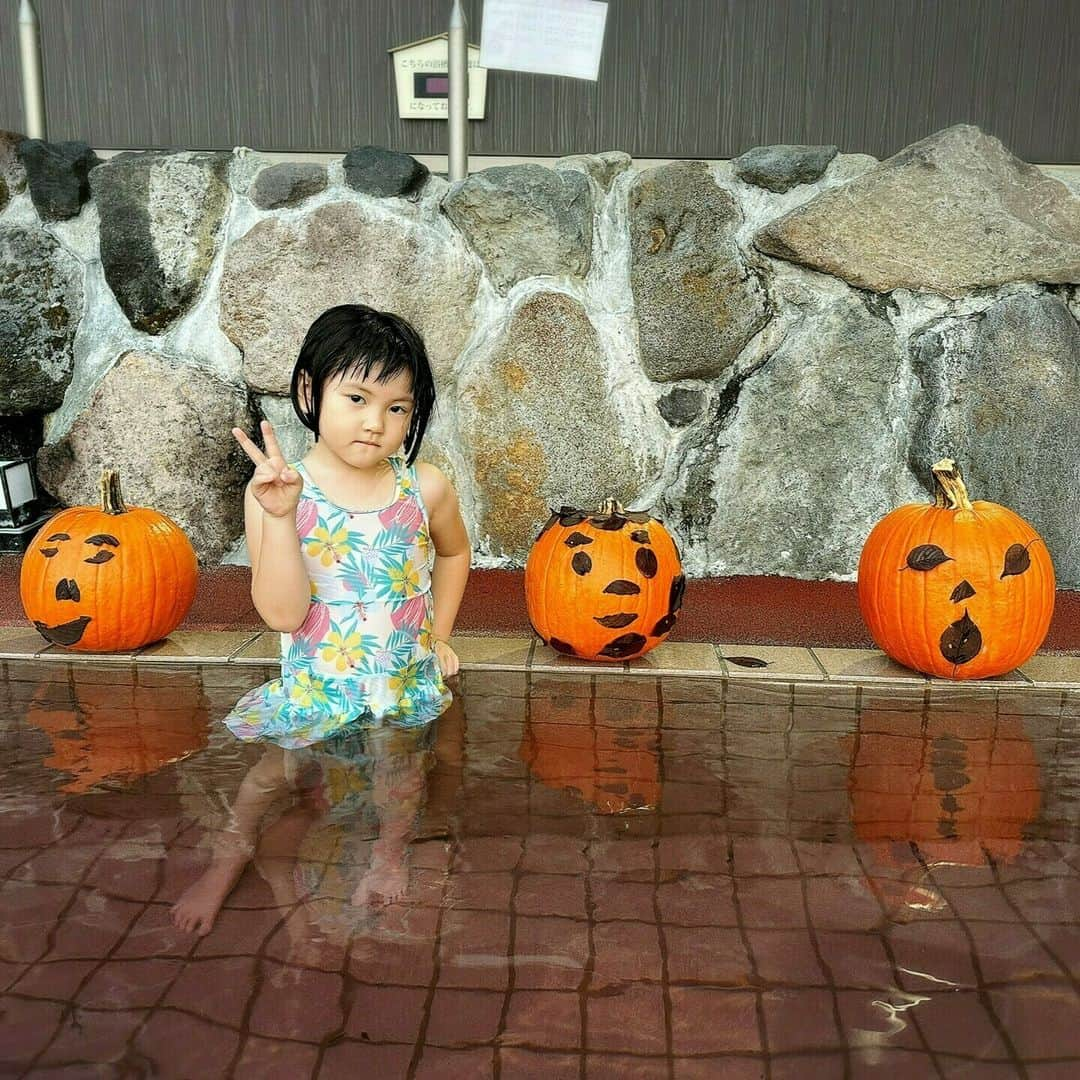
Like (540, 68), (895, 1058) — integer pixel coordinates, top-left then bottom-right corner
(940, 609), (982, 666)
(34, 616), (92, 646)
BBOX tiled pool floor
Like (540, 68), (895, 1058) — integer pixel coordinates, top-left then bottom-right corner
(2, 658), (1080, 1077)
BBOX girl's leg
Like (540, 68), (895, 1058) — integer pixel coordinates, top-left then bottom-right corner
(171, 744), (290, 935)
(352, 727), (431, 907)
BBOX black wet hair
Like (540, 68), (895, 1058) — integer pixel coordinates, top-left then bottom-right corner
(289, 304), (435, 465)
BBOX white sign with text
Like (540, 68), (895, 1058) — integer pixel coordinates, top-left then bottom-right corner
(480, 0), (608, 81)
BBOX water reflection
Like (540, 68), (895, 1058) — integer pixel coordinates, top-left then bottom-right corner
(3, 662), (1079, 1075)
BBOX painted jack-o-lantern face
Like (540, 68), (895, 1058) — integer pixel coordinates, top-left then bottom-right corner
(20, 469), (198, 653)
(858, 460), (1055, 679)
(525, 499), (685, 662)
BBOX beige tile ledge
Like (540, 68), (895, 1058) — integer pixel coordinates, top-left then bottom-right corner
(0, 626), (1077, 690)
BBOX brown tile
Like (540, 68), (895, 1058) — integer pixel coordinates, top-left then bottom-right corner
(77, 957), (182, 1009)
(735, 877), (807, 929)
(815, 931), (894, 988)
(587, 982), (667, 1053)
(591, 921), (663, 988)
(989, 984), (1080, 1058)
(38, 1005), (146, 1068)
(501, 1048), (581, 1077)
(438, 909), (511, 990)
(234, 1036), (321, 1078)
(673, 1057), (765, 1079)
(521, 834), (589, 875)
(133, 1009), (241, 1076)
(665, 925), (751, 985)
(454, 836), (524, 872)
(11, 958), (97, 1001)
(657, 874), (738, 927)
(669, 987), (760, 1053)
(164, 957), (257, 1026)
(512, 915), (588, 990)
(626, 641), (724, 676)
(719, 645), (822, 680)
(590, 874), (657, 922)
(514, 873), (587, 919)
(762, 988), (842, 1052)
(746, 929), (829, 986)
(414, 1046), (496, 1077)
(247, 963), (344, 1041)
(343, 983), (427, 1043)
(812, 648), (925, 683)
(136, 630), (260, 662)
(586, 1054), (671, 1078)
(446, 871), (515, 912)
(425, 988), (504, 1047)
(314, 1040), (417, 1078)
(502, 989), (581, 1050)
(449, 635), (534, 669)
(915, 990), (1010, 1058)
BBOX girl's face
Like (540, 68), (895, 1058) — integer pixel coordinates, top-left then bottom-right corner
(309, 364), (416, 468)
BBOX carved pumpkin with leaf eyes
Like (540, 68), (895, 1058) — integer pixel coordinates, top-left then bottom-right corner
(858, 459), (1055, 680)
(20, 469), (198, 652)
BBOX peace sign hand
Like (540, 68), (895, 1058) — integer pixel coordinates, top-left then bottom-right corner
(233, 420), (304, 518)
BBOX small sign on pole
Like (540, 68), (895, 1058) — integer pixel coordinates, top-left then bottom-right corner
(479, 0), (608, 81)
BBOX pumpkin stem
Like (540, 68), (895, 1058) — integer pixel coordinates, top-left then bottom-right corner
(599, 498), (626, 516)
(99, 469), (128, 515)
(931, 458), (974, 512)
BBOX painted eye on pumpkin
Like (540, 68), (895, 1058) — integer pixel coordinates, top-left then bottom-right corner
(83, 533), (120, 564)
(39, 532), (72, 558)
(1001, 542), (1032, 579)
(904, 544), (953, 571)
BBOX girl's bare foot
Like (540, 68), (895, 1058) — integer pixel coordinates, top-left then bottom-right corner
(170, 850), (249, 936)
(352, 848), (409, 907)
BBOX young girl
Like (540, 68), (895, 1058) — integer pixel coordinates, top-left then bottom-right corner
(171, 303), (471, 935)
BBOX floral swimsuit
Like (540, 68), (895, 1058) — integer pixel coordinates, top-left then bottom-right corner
(223, 453), (452, 749)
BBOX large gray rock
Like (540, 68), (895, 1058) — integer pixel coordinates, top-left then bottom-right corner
(0, 131), (28, 212)
(0, 225), (83, 415)
(36, 351), (255, 563)
(17, 139), (100, 221)
(755, 125), (1080, 298)
(733, 144), (839, 192)
(441, 165), (593, 292)
(220, 200), (479, 394)
(555, 151), (632, 192)
(667, 295), (919, 577)
(344, 145), (429, 198)
(910, 292), (1080, 586)
(629, 161), (771, 382)
(90, 151), (231, 334)
(458, 291), (655, 559)
(249, 162), (328, 209)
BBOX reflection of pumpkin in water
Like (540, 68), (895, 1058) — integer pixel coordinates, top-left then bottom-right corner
(520, 692), (660, 814)
(25, 671), (210, 793)
(849, 714), (1041, 865)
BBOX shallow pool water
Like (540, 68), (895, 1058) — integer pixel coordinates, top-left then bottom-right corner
(2, 659), (1079, 1077)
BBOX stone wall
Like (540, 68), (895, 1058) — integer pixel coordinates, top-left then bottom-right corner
(2, 126), (1079, 583)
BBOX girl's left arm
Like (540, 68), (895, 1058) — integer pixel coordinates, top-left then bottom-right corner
(421, 465), (471, 668)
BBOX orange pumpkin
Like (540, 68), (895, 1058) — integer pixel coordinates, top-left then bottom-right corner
(525, 499), (684, 662)
(20, 468), (198, 652)
(849, 715), (1041, 865)
(25, 671), (211, 793)
(857, 459), (1054, 679)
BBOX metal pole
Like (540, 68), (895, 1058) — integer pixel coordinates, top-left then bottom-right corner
(18, 0), (47, 139)
(448, 0), (468, 181)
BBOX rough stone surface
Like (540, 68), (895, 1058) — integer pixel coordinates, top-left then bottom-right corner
(910, 292), (1080, 586)
(441, 165), (593, 292)
(0, 130), (28, 212)
(733, 144), (839, 192)
(219, 200), (479, 394)
(754, 125), (1080, 298)
(555, 151), (632, 191)
(458, 291), (654, 558)
(249, 162), (328, 209)
(90, 151), (231, 334)
(343, 145), (429, 198)
(0, 225), (83, 415)
(16, 139), (100, 222)
(665, 295), (921, 577)
(657, 387), (706, 427)
(36, 351), (255, 563)
(629, 161), (771, 382)
(0, 413), (43, 458)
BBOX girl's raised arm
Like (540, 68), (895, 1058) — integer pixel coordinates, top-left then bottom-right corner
(234, 420), (312, 633)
